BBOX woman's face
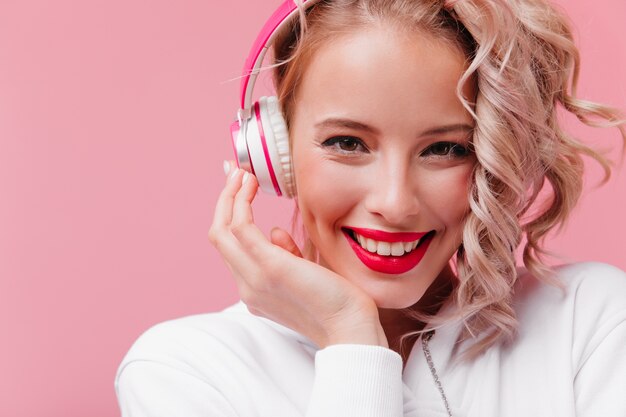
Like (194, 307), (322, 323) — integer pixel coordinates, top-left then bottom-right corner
(290, 27), (476, 309)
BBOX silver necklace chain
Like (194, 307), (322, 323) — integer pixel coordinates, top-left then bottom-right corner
(421, 330), (453, 417)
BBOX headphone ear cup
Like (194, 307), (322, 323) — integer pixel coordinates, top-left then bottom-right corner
(258, 96), (295, 198)
(237, 96), (294, 198)
(260, 96), (296, 198)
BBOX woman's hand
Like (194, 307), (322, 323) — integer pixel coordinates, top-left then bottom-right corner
(208, 162), (388, 349)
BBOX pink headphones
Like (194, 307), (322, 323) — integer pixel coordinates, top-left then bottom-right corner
(230, 0), (321, 198)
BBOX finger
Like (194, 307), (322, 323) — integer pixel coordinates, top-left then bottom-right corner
(231, 171), (258, 225)
(211, 167), (246, 229)
(222, 160), (240, 179)
(230, 173), (277, 258)
(215, 238), (262, 302)
(210, 215), (266, 290)
(223, 160), (233, 177)
(270, 227), (303, 258)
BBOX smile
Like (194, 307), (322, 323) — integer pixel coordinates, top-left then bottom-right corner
(342, 227), (436, 274)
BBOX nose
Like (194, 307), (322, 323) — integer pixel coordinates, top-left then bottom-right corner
(363, 160), (420, 226)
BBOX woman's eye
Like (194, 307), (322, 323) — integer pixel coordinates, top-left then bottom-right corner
(423, 141), (471, 158)
(321, 136), (367, 153)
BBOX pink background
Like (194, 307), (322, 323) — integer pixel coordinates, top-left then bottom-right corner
(1, 1), (624, 415)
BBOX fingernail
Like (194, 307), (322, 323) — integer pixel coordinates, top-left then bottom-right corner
(229, 168), (239, 180)
(223, 160), (231, 176)
(242, 171), (249, 184)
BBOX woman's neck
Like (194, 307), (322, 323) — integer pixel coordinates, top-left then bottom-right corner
(377, 265), (456, 362)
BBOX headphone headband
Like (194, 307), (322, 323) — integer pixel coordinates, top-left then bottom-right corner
(232, 0), (321, 199)
(239, 0), (321, 111)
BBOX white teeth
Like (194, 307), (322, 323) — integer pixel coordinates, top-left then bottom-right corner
(391, 242), (405, 256)
(376, 241), (391, 256)
(352, 231), (423, 257)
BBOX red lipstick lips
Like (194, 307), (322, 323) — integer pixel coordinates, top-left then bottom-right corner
(342, 227), (435, 275)
(348, 227), (428, 242)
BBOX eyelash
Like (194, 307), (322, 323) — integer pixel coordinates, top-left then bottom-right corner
(321, 136), (367, 153)
(320, 136), (472, 159)
(423, 141), (472, 158)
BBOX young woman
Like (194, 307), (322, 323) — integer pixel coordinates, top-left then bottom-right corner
(115, 0), (626, 415)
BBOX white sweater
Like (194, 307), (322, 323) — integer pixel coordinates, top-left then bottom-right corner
(115, 262), (626, 416)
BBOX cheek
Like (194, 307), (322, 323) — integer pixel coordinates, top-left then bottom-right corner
(418, 165), (473, 224)
(293, 154), (362, 232)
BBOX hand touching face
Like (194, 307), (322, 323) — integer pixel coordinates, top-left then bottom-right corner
(209, 165), (389, 348)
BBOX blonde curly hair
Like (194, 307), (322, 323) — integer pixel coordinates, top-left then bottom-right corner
(270, 0), (626, 359)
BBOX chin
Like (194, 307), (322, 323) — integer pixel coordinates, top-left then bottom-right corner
(373, 296), (423, 310)
(360, 282), (430, 310)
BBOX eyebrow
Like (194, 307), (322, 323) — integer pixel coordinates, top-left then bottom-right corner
(315, 118), (378, 133)
(314, 118), (474, 137)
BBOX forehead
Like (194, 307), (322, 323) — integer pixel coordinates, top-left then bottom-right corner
(294, 27), (474, 127)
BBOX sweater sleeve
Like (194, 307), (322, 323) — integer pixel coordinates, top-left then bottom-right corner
(115, 306), (408, 417)
(116, 344), (405, 417)
(116, 360), (239, 417)
(305, 344), (404, 417)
